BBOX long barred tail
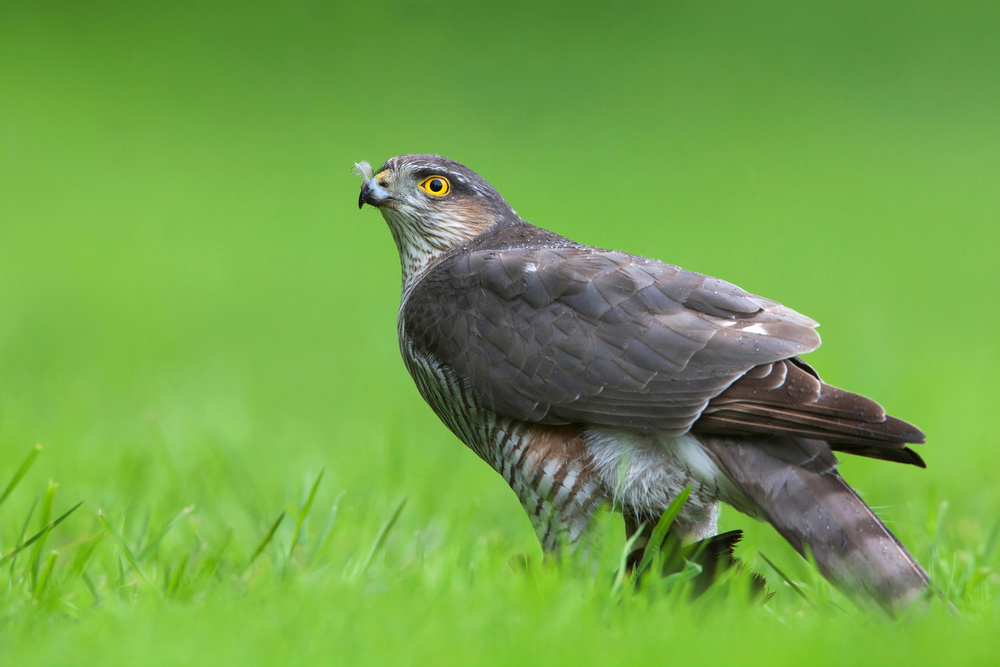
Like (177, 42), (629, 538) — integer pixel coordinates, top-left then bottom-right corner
(703, 435), (930, 611)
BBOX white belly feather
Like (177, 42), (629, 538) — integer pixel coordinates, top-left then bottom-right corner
(584, 428), (759, 540)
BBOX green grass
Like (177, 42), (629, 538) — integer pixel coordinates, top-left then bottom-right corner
(2, 0), (999, 663)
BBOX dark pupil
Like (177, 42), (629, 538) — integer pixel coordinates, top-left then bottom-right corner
(429, 179), (443, 192)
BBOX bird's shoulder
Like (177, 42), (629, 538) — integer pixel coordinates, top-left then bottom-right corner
(399, 224), (822, 431)
(404, 222), (818, 351)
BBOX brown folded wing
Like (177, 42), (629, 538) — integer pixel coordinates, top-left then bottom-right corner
(404, 224), (922, 465)
(694, 357), (925, 466)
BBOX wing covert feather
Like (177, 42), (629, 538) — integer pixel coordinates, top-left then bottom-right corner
(403, 240), (821, 434)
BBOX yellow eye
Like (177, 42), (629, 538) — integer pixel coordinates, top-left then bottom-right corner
(419, 175), (450, 196)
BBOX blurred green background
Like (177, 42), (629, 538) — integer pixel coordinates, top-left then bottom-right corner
(1, 0), (999, 663)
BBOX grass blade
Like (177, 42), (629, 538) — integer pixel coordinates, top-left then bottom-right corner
(758, 551), (815, 607)
(165, 553), (190, 598)
(98, 509), (160, 595)
(289, 470), (325, 559)
(612, 522), (648, 599)
(635, 486), (692, 577)
(0, 501), (84, 566)
(248, 511), (286, 568)
(30, 480), (58, 590)
(0, 444), (42, 510)
(356, 497), (407, 577)
(33, 550), (59, 601)
(138, 505), (195, 560)
(5, 495), (38, 574)
(65, 533), (104, 582)
(308, 492), (344, 566)
(81, 571), (101, 606)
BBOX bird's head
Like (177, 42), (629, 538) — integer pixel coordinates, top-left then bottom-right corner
(357, 154), (521, 286)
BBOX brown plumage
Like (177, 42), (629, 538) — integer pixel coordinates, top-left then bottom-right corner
(358, 153), (930, 611)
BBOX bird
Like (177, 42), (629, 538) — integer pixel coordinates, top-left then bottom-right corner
(356, 153), (930, 610)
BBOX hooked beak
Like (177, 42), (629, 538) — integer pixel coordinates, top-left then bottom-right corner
(358, 171), (392, 209)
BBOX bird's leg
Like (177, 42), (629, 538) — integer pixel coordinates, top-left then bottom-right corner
(622, 509), (685, 574)
(510, 425), (606, 557)
(623, 510), (654, 571)
(623, 506), (761, 597)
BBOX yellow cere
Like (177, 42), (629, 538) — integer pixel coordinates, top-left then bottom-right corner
(419, 175), (450, 196)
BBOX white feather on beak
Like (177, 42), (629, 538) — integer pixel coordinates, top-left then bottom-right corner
(354, 160), (374, 184)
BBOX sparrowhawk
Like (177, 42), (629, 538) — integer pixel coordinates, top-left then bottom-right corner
(356, 153), (929, 610)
